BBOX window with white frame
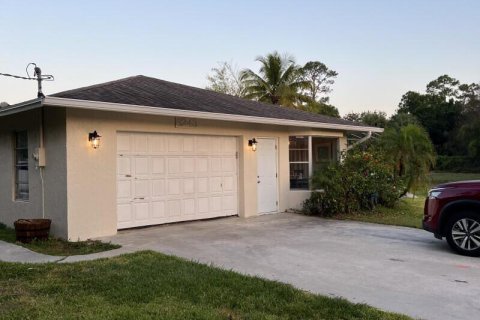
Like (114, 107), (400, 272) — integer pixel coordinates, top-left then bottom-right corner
(289, 136), (339, 190)
(14, 131), (29, 201)
(289, 136), (310, 189)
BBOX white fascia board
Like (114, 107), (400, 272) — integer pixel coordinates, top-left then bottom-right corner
(0, 98), (43, 117)
(43, 96), (384, 133)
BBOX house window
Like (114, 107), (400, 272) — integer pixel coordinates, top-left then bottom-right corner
(289, 136), (310, 189)
(14, 131), (29, 201)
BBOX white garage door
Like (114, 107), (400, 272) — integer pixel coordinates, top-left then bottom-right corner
(116, 132), (238, 229)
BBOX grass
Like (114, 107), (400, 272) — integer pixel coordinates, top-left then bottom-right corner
(334, 171), (480, 229)
(0, 223), (120, 256)
(0, 251), (411, 320)
(429, 171), (480, 186)
(335, 198), (424, 229)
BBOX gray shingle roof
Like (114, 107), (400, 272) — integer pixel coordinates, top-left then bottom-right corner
(51, 75), (363, 127)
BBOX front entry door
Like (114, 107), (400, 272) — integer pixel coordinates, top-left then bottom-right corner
(256, 138), (278, 214)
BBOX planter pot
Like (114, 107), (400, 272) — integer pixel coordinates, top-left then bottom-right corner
(14, 219), (51, 243)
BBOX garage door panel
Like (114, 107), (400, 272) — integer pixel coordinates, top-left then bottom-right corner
(167, 158), (181, 174)
(134, 157), (149, 175)
(117, 180), (132, 199)
(210, 158), (222, 172)
(197, 177), (209, 193)
(117, 157), (132, 175)
(209, 177), (222, 193)
(117, 133), (131, 153)
(182, 158), (195, 174)
(182, 198), (195, 215)
(152, 179), (165, 197)
(196, 157), (209, 173)
(117, 204), (132, 224)
(183, 136), (195, 152)
(134, 202), (149, 221)
(134, 135), (148, 153)
(134, 180), (149, 198)
(222, 176), (235, 192)
(222, 157), (236, 173)
(195, 136), (210, 154)
(151, 157), (165, 175)
(167, 136), (182, 153)
(151, 201), (165, 218)
(167, 200), (181, 217)
(222, 138), (237, 154)
(183, 178), (195, 194)
(117, 133), (238, 229)
(198, 197), (209, 213)
(210, 196), (222, 212)
(149, 135), (166, 153)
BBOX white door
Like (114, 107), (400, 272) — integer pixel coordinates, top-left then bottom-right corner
(116, 132), (238, 229)
(256, 138), (278, 214)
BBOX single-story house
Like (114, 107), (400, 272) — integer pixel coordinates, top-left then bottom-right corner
(0, 75), (382, 240)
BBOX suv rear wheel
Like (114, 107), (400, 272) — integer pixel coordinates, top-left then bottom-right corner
(446, 211), (480, 257)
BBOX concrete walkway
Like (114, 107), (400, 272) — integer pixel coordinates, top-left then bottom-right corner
(0, 239), (134, 264)
(2, 213), (480, 320)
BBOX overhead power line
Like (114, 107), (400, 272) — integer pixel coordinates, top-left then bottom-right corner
(0, 63), (54, 98)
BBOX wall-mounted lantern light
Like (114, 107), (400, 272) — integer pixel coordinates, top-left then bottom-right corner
(88, 131), (101, 149)
(248, 138), (258, 151)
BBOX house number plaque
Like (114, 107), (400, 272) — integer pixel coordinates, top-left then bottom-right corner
(175, 117), (198, 128)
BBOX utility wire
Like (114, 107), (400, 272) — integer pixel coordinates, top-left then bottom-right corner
(0, 72), (36, 80)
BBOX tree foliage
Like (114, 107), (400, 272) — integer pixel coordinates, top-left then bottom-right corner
(344, 111), (388, 128)
(206, 61), (245, 97)
(299, 61), (338, 103)
(207, 52), (340, 117)
(396, 75), (479, 159)
(240, 52), (309, 107)
(380, 124), (436, 195)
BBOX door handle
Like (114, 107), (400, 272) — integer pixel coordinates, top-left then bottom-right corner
(257, 181), (260, 184)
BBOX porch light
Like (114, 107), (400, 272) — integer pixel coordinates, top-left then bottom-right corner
(248, 138), (257, 151)
(88, 131), (101, 149)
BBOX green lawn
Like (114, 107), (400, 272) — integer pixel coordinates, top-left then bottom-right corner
(335, 171), (480, 229)
(336, 197), (424, 229)
(0, 251), (410, 320)
(0, 223), (120, 256)
(429, 171), (480, 186)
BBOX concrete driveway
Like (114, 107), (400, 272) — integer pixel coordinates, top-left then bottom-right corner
(101, 213), (480, 320)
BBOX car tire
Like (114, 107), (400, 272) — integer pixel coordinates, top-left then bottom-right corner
(445, 211), (480, 257)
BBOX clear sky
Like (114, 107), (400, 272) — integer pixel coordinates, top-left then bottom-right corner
(1, 0), (479, 116)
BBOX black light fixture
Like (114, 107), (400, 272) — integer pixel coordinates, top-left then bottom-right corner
(88, 131), (101, 149)
(248, 138), (258, 151)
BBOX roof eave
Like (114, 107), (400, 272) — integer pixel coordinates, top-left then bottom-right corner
(0, 98), (43, 117)
(42, 96), (383, 133)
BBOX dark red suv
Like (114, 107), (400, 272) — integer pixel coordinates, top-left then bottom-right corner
(423, 180), (480, 256)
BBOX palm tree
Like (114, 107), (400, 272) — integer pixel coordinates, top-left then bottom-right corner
(240, 52), (309, 107)
(380, 124), (436, 196)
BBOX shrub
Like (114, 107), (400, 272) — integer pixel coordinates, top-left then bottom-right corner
(302, 149), (405, 216)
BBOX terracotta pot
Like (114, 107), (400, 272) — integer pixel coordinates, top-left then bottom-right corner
(14, 219), (51, 243)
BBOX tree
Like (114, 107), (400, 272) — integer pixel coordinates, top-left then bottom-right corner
(299, 61), (338, 103)
(426, 74), (460, 100)
(397, 90), (463, 153)
(343, 112), (362, 122)
(240, 52), (309, 107)
(380, 124), (436, 195)
(206, 61), (245, 97)
(302, 101), (340, 118)
(343, 111), (388, 128)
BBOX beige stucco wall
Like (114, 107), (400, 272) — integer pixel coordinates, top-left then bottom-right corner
(65, 108), (348, 240)
(0, 108), (68, 238)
